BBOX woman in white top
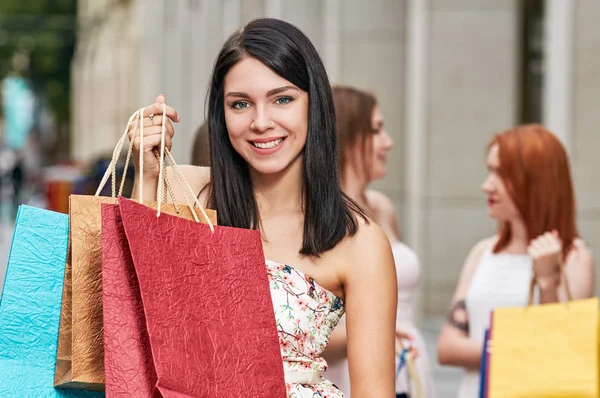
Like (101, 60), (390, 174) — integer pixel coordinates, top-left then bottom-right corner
(324, 85), (434, 397)
(436, 124), (595, 398)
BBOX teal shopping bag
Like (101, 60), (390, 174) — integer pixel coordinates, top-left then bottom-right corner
(0, 205), (103, 397)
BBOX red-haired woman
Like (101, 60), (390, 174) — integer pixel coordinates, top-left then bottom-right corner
(437, 124), (595, 398)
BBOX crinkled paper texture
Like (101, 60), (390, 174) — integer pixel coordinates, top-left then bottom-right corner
(118, 197), (286, 397)
(101, 202), (216, 397)
(0, 205), (103, 397)
(56, 195), (217, 391)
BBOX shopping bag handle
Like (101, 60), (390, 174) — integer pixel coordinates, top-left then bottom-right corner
(95, 106), (214, 231)
(95, 108), (179, 208)
(527, 261), (573, 305)
(396, 346), (425, 398)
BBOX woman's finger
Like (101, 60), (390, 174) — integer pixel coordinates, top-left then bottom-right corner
(143, 102), (180, 122)
(410, 347), (420, 359)
(528, 240), (544, 258)
(133, 129), (173, 151)
(141, 114), (174, 130)
(135, 125), (172, 140)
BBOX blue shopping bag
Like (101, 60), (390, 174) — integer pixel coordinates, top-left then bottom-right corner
(479, 329), (490, 398)
(0, 205), (103, 397)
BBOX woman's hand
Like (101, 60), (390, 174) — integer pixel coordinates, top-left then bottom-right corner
(130, 94), (180, 181)
(528, 230), (562, 289)
(395, 328), (419, 359)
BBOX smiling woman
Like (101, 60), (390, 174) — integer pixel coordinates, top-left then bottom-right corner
(128, 18), (397, 398)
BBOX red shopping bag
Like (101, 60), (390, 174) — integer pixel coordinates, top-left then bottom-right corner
(112, 197), (286, 397)
(102, 201), (218, 397)
(101, 203), (156, 397)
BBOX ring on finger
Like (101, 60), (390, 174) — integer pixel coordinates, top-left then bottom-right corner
(148, 113), (155, 121)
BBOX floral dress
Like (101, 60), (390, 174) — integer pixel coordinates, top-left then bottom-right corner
(266, 260), (345, 397)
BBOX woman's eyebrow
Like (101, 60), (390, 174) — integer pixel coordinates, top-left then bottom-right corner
(266, 86), (299, 96)
(225, 92), (250, 99)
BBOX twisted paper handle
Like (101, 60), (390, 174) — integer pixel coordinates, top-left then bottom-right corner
(527, 260), (572, 306)
(95, 106), (214, 230)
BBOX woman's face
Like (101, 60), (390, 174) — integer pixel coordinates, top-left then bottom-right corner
(366, 106), (393, 181)
(481, 144), (520, 221)
(223, 57), (309, 176)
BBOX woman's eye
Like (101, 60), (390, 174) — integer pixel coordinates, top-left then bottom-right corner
(232, 101), (250, 109)
(275, 96), (293, 105)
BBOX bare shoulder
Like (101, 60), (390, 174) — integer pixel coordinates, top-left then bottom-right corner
(166, 165), (211, 203)
(366, 189), (396, 218)
(336, 217), (395, 280)
(452, 236), (496, 299)
(365, 189), (400, 239)
(366, 189), (395, 211)
(470, 236), (496, 257)
(566, 241), (594, 271)
(464, 236), (496, 271)
(564, 240), (595, 299)
(351, 216), (392, 252)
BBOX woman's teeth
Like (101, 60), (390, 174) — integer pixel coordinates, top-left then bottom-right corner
(253, 138), (283, 149)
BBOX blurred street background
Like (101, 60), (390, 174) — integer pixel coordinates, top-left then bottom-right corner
(1, 1), (599, 395)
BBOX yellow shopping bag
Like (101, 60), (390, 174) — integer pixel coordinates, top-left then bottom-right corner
(488, 271), (599, 398)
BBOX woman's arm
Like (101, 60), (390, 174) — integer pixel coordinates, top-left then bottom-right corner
(437, 238), (493, 370)
(342, 221), (397, 397)
(563, 245), (595, 299)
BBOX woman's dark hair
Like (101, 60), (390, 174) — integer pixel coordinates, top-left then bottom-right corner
(190, 122), (210, 167)
(206, 18), (365, 257)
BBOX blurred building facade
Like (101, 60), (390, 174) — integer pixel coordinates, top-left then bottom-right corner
(72, 0), (600, 317)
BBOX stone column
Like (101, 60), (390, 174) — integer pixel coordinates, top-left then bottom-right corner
(423, 0), (519, 314)
(571, 0), (600, 295)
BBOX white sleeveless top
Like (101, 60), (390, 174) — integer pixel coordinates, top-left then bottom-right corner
(457, 246), (533, 398)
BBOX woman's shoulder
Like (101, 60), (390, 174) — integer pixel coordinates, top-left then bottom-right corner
(567, 238), (594, 266)
(364, 189), (400, 239)
(166, 165), (211, 202)
(322, 216), (396, 296)
(365, 189), (395, 217)
(471, 236), (496, 255)
(333, 216), (394, 275)
(460, 236), (496, 276)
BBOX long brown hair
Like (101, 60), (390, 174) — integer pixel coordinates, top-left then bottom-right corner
(490, 124), (578, 257)
(332, 85), (377, 181)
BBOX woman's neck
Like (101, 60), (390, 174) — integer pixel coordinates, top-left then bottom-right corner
(251, 155), (304, 219)
(504, 218), (529, 254)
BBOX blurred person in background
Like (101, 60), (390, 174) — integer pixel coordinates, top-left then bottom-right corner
(0, 72), (35, 218)
(190, 122), (210, 167)
(437, 124), (595, 398)
(324, 85), (434, 398)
